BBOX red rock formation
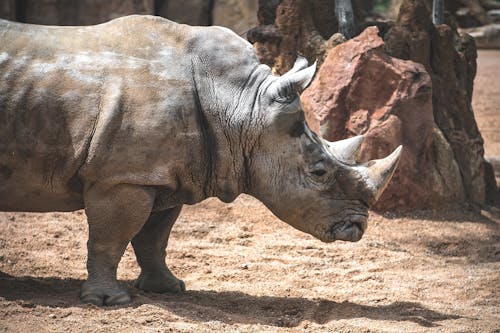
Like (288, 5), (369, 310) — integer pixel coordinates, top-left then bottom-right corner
(302, 0), (496, 210)
(302, 26), (467, 210)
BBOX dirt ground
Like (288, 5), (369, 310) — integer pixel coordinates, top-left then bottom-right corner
(0, 51), (499, 333)
(473, 50), (500, 158)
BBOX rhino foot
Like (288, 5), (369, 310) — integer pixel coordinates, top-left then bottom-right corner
(135, 270), (186, 293)
(80, 282), (132, 306)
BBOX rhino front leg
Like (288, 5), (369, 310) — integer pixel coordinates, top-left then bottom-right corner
(81, 184), (155, 306)
(131, 206), (185, 293)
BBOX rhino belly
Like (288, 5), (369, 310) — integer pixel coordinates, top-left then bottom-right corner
(0, 149), (85, 212)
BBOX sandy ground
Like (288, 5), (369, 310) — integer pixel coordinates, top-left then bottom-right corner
(0, 51), (499, 333)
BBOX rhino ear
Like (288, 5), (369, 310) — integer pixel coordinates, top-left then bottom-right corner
(282, 56), (309, 77)
(270, 61), (317, 102)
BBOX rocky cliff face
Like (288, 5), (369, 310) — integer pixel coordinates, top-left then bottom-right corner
(302, 27), (466, 210)
(301, 0), (496, 210)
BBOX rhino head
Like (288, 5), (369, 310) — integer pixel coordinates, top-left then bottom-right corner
(246, 57), (402, 242)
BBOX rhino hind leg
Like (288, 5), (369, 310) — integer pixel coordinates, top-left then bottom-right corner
(131, 206), (185, 293)
(81, 184), (155, 306)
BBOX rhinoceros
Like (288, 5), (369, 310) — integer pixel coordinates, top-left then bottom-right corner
(0, 15), (402, 306)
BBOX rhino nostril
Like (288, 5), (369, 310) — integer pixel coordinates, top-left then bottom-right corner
(352, 221), (363, 232)
(350, 216), (367, 232)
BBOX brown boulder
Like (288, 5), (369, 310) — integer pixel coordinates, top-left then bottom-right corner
(302, 26), (466, 210)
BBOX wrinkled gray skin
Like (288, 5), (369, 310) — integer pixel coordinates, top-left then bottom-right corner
(0, 16), (400, 306)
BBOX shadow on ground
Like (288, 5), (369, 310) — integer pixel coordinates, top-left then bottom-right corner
(375, 206), (500, 264)
(379, 204), (500, 224)
(0, 272), (461, 328)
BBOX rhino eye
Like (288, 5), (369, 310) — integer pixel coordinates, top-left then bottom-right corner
(311, 169), (327, 177)
(275, 94), (295, 104)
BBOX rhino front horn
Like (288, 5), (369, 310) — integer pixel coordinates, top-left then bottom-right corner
(363, 145), (403, 203)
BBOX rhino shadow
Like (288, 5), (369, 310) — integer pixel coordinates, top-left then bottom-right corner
(139, 289), (462, 328)
(0, 272), (461, 328)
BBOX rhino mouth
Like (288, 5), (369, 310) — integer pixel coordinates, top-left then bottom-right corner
(325, 214), (367, 242)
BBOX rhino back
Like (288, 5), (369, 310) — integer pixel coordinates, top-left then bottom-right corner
(0, 16), (202, 212)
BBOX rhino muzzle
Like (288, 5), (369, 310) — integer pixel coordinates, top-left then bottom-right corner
(328, 214), (368, 242)
(312, 211), (368, 243)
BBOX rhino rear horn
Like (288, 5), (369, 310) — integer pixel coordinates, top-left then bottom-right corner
(362, 145), (403, 204)
(324, 135), (364, 164)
